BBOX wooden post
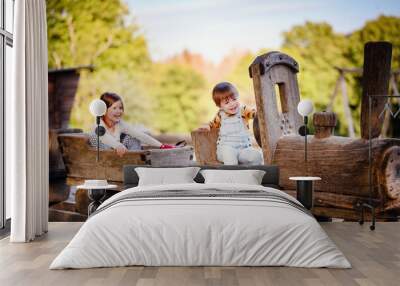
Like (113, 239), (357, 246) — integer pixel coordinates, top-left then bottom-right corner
(339, 73), (355, 137)
(313, 111), (337, 139)
(249, 52), (303, 163)
(327, 76), (341, 111)
(360, 42), (392, 139)
(191, 129), (220, 165)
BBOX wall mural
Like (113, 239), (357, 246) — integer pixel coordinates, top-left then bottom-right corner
(46, 2), (400, 224)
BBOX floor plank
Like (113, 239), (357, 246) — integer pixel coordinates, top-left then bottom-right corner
(0, 222), (399, 286)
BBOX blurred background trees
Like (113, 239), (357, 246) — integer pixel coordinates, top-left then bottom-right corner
(46, 0), (400, 136)
(47, 0), (153, 129)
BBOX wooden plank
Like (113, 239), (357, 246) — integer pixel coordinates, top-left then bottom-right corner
(249, 52), (302, 163)
(360, 42), (393, 139)
(284, 190), (380, 211)
(273, 135), (400, 209)
(48, 69), (80, 129)
(327, 76), (340, 112)
(48, 208), (87, 222)
(58, 133), (149, 182)
(340, 74), (355, 137)
(191, 129), (220, 165)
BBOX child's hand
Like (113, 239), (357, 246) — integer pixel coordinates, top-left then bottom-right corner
(197, 125), (210, 131)
(115, 144), (128, 157)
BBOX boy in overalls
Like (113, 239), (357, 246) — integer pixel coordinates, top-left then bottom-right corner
(199, 82), (263, 165)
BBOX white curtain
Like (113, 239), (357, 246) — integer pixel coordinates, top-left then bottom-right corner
(9, 0), (49, 242)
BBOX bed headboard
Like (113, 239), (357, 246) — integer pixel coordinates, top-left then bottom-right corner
(123, 165), (280, 189)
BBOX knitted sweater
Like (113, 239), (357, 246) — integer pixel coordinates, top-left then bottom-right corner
(94, 119), (162, 149)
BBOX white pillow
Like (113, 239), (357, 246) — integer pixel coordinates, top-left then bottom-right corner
(135, 167), (200, 186)
(200, 169), (266, 185)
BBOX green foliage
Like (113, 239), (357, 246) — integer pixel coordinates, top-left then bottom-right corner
(346, 15), (400, 69)
(226, 51), (258, 107)
(47, 0), (149, 69)
(282, 22), (348, 107)
(69, 69), (155, 130)
(151, 64), (207, 133)
(47, 0), (152, 131)
(344, 16), (400, 137)
(281, 21), (357, 135)
(47, 0), (210, 133)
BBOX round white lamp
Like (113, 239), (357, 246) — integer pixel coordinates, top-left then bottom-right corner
(89, 99), (107, 117)
(297, 99), (314, 117)
(89, 99), (107, 162)
(297, 100), (314, 163)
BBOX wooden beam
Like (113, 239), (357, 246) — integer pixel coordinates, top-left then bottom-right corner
(360, 42), (393, 139)
(249, 52), (303, 163)
(334, 66), (363, 74)
(191, 129), (220, 165)
(273, 135), (400, 203)
(313, 111), (337, 139)
(327, 76), (341, 111)
(339, 74), (355, 137)
(284, 190), (380, 210)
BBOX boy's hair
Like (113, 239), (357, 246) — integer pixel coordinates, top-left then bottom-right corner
(212, 82), (239, 107)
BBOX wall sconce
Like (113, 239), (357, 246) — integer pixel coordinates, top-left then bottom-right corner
(89, 99), (107, 162)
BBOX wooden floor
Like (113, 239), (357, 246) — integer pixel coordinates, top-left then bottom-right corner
(0, 222), (399, 286)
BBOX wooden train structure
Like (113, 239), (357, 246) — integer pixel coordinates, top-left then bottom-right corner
(192, 41), (400, 220)
(49, 41), (399, 221)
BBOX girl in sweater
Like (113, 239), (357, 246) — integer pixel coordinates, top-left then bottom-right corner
(93, 92), (174, 157)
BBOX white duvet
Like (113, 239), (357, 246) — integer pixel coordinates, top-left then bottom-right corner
(50, 183), (351, 269)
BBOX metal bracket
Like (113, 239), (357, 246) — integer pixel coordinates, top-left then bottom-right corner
(356, 201), (376, 230)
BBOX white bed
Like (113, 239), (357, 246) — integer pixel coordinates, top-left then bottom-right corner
(50, 183), (351, 269)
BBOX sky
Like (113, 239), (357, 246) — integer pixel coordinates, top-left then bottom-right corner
(125, 0), (400, 63)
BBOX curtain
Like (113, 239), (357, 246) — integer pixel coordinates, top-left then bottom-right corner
(9, 0), (49, 242)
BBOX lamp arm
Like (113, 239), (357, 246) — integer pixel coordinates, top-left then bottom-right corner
(94, 116), (106, 162)
(304, 116), (308, 164)
(97, 116), (100, 162)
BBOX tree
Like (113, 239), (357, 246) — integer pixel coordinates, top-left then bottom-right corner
(151, 64), (208, 133)
(47, 0), (150, 69)
(47, 0), (152, 130)
(346, 15), (400, 69)
(345, 15), (400, 138)
(281, 22), (359, 135)
(226, 51), (258, 107)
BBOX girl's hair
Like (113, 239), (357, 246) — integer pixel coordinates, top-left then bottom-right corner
(100, 92), (124, 110)
(212, 82), (239, 107)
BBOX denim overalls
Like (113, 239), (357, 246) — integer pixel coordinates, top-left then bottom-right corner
(216, 108), (263, 165)
(217, 110), (251, 149)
